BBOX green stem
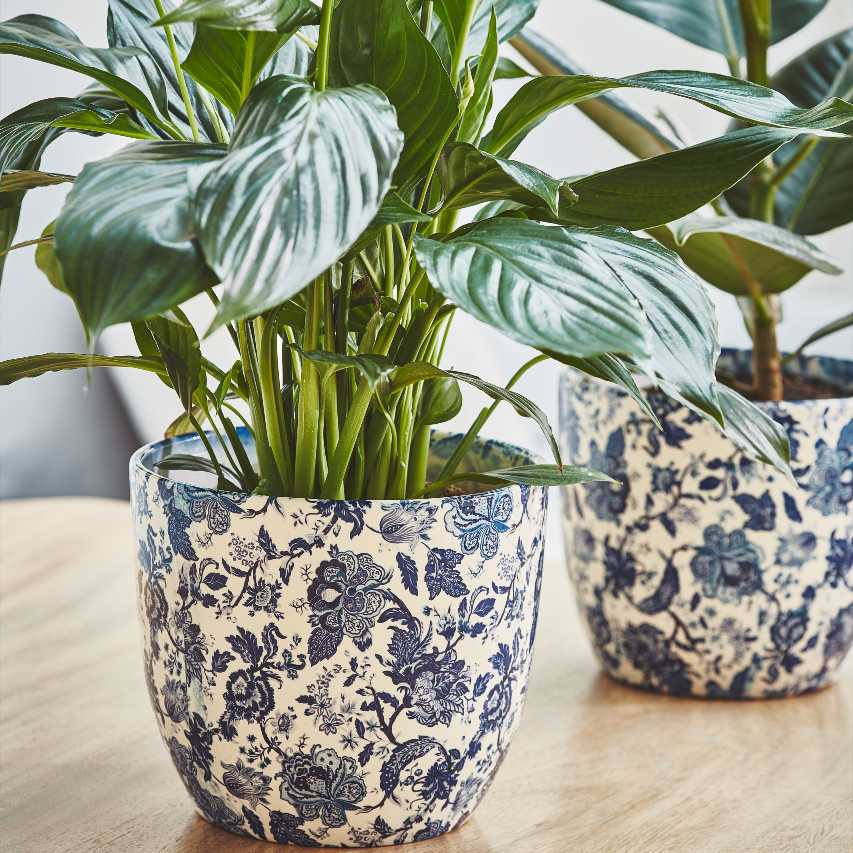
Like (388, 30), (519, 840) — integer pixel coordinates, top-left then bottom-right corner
(715, 0), (742, 76)
(438, 354), (548, 481)
(738, 0), (770, 85)
(383, 226), (396, 298)
(242, 31), (257, 103)
(315, 0), (335, 92)
(189, 413), (228, 485)
(255, 315), (292, 492)
(154, 0), (200, 142)
(449, 0), (479, 83)
(238, 320), (279, 489)
(198, 89), (229, 143)
(321, 378), (373, 498)
(419, 0), (434, 33)
(294, 281), (323, 496)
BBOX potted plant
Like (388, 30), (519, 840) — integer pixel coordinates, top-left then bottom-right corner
(1, 0), (850, 843)
(514, 2), (853, 698)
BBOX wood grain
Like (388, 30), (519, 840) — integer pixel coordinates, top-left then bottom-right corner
(1, 498), (851, 853)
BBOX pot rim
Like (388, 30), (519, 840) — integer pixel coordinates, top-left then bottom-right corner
(562, 347), (853, 409)
(130, 427), (544, 505)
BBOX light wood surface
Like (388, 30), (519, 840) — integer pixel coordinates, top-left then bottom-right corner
(1, 498), (851, 853)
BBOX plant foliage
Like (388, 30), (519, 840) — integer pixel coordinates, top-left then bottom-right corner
(6, 0), (849, 496)
(514, 3), (852, 402)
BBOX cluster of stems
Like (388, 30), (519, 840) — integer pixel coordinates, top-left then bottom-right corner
(157, 0), (538, 499)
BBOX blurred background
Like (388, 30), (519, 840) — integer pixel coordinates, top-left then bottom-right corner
(1, 0), (852, 501)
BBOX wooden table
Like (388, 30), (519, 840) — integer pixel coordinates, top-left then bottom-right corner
(1, 498), (851, 853)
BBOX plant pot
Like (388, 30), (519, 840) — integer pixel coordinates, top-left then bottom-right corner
(559, 349), (853, 699)
(130, 431), (547, 846)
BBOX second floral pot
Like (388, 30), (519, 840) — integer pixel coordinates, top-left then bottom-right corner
(131, 431), (547, 846)
(560, 350), (853, 699)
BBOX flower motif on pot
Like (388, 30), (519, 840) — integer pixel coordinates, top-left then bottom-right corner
(279, 745), (367, 828)
(380, 501), (438, 547)
(188, 488), (246, 535)
(306, 548), (391, 660)
(690, 525), (764, 603)
(443, 492), (513, 559)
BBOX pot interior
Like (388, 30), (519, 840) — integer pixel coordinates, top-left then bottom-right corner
(717, 348), (853, 399)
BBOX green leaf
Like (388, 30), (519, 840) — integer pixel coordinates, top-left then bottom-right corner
(414, 218), (653, 362)
(164, 407), (204, 438)
(510, 28), (679, 158)
(195, 77), (403, 328)
(482, 68), (853, 158)
(438, 142), (575, 215)
(372, 192), (433, 227)
(432, 0), (538, 69)
(649, 214), (842, 296)
(107, 0), (232, 141)
(422, 462), (613, 494)
(728, 27), (853, 234)
(153, 453), (242, 489)
(0, 352), (167, 386)
(328, 0), (457, 182)
(569, 227), (723, 425)
(417, 376), (463, 426)
(54, 141), (222, 339)
(715, 382), (791, 472)
(34, 221), (66, 294)
(0, 96), (150, 176)
(146, 311), (202, 411)
(390, 361), (562, 466)
(181, 27), (293, 114)
(549, 350), (661, 427)
(594, 0), (828, 58)
(157, 0), (319, 30)
(0, 15), (174, 135)
(0, 170), (73, 192)
(298, 350), (395, 388)
(457, 12), (498, 145)
(788, 312), (853, 358)
(557, 126), (822, 230)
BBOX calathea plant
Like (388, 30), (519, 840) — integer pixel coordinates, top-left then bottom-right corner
(514, 0), (853, 401)
(2, 0), (852, 498)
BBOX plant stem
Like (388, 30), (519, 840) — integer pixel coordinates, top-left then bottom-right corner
(738, 0), (770, 85)
(238, 320), (279, 490)
(449, 0), (479, 83)
(189, 412), (227, 484)
(294, 281), (323, 496)
(419, 0), (434, 33)
(438, 354), (548, 482)
(315, 0), (335, 92)
(738, 0), (784, 401)
(715, 0), (742, 77)
(154, 0), (200, 142)
(758, 136), (819, 222)
(255, 315), (293, 492)
(241, 31), (256, 103)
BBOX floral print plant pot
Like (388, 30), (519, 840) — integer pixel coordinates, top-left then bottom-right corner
(130, 431), (547, 846)
(559, 349), (853, 699)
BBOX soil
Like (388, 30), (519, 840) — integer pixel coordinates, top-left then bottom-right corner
(717, 371), (849, 402)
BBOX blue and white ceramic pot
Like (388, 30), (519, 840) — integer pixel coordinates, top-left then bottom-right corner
(130, 432), (547, 846)
(560, 350), (853, 699)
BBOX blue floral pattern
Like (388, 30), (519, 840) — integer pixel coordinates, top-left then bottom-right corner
(560, 350), (853, 699)
(131, 432), (547, 845)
